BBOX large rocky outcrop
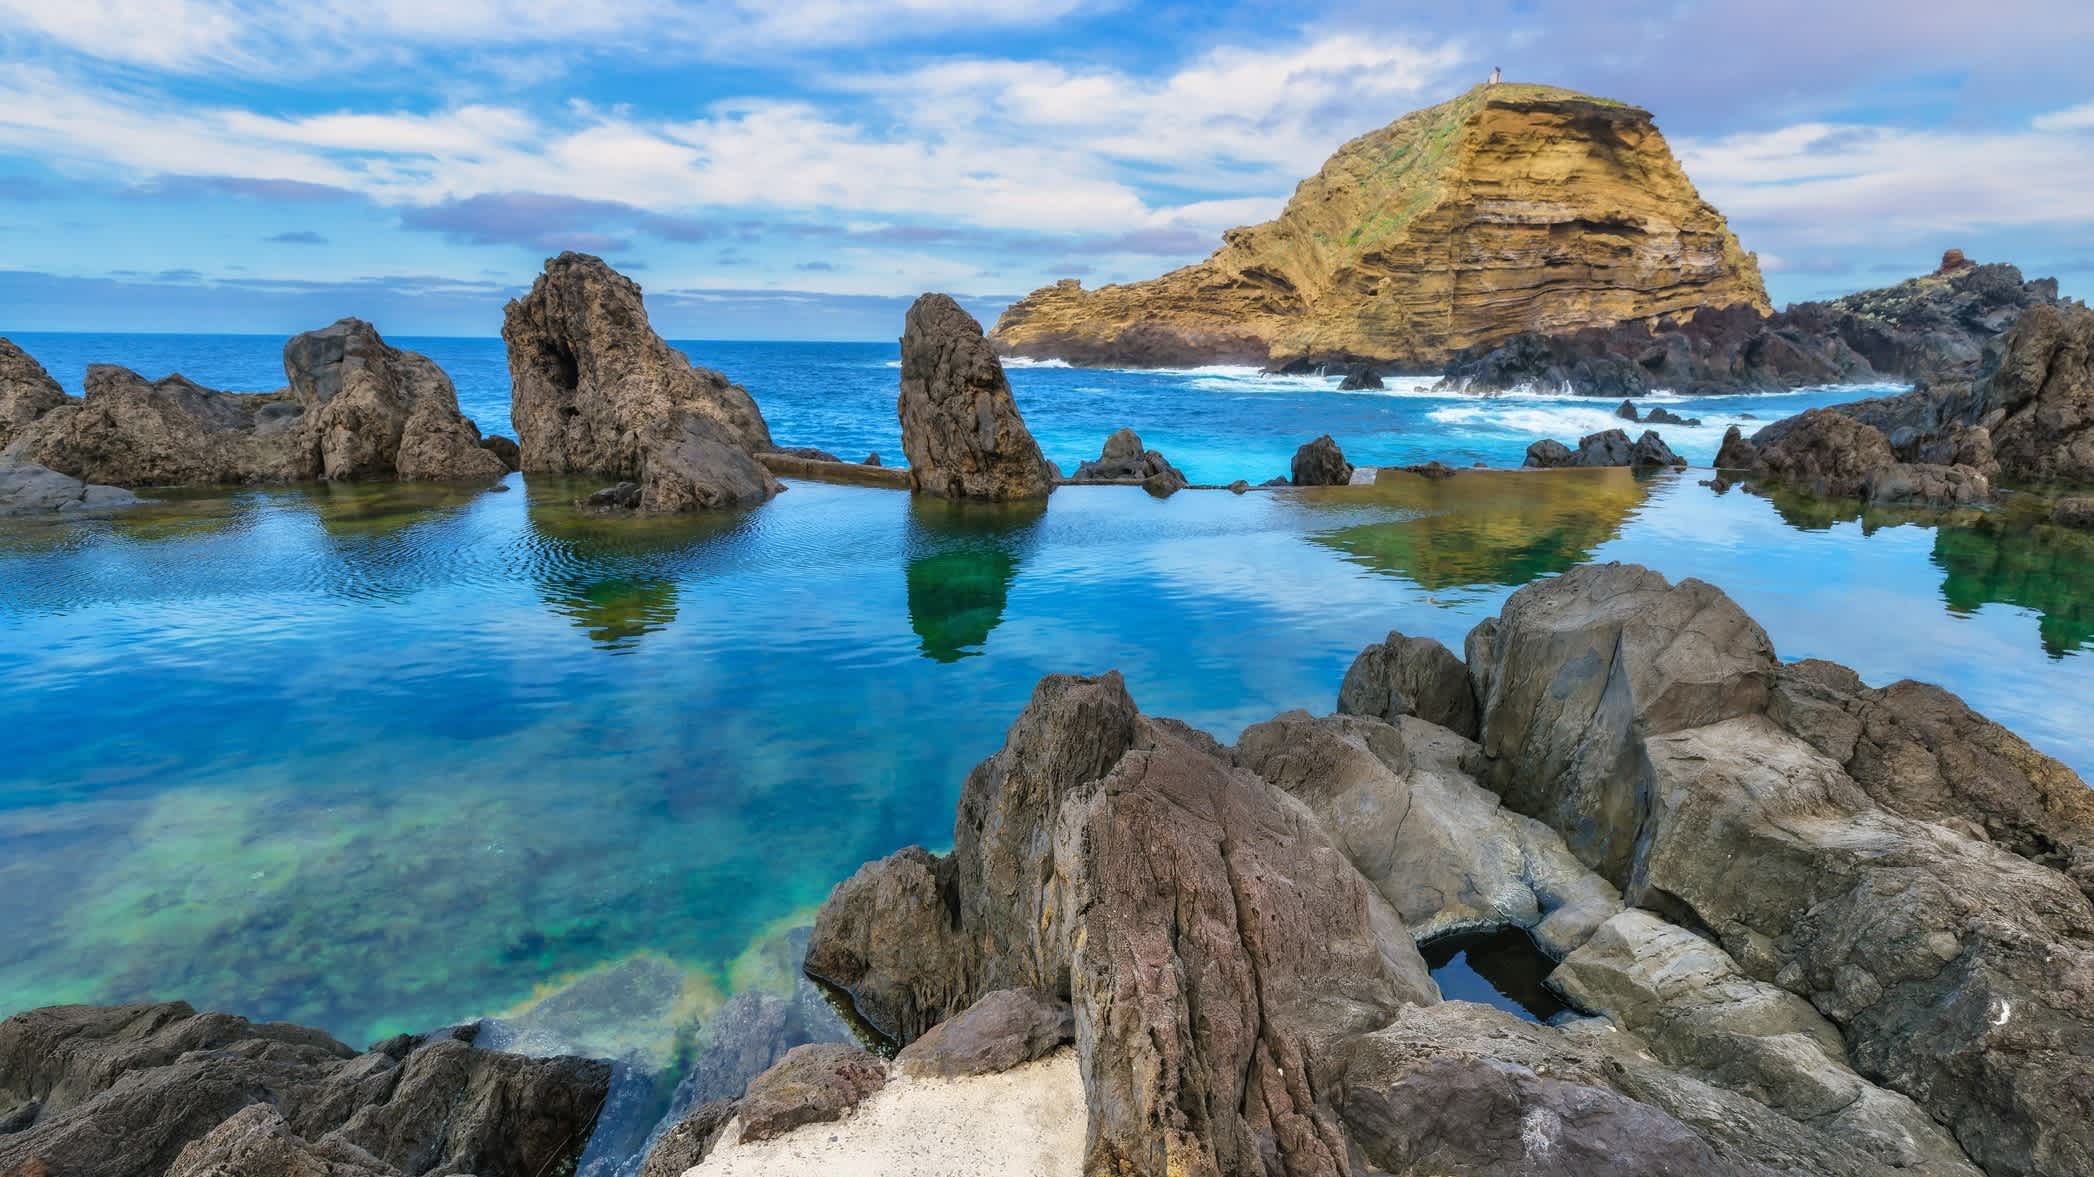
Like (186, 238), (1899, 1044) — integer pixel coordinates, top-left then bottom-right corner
(1441, 254), (2059, 396)
(0, 340), (67, 452)
(1724, 409), (1994, 507)
(1466, 563), (2094, 1176)
(1065, 428), (1187, 495)
(1290, 434), (1355, 486)
(0, 1002), (610, 1177)
(990, 83), (1766, 370)
(503, 253), (780, 512)
(3, 322), (504, 490)
(897, 294), (1055, 500)
(805, 671), (1438, 1176)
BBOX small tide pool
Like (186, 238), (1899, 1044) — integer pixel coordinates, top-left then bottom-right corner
(1420, 926), (1571, 1023)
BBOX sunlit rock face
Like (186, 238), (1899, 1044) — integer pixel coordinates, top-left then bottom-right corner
(990, 83), (1766, 370)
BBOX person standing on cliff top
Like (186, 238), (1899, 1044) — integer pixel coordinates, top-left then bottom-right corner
(1489, 66), (1501, 85)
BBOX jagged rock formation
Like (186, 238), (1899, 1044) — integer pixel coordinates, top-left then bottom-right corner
(794, 563), (2092, 1177)
(1442, 254), (2060, 395)
(0, 1002), (610, 1177)
(1523, 427), (1683, 469)
(897, 294), (1054, 500)
(1726, 409), (1992, 507)
(503, 253), (781, 512)
(1290, 434), (1354, 485)
(2, 322), (504, 491)
(1065, 428), (1187, 495)
(990, 83), (1767, 370)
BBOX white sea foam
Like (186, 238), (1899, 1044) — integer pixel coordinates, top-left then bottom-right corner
(1001, 356), (1072, 368)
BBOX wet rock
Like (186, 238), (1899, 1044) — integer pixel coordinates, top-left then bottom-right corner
(1227, 479), (1249, 493)
(1715, 425), (1759, 469)
(1617, 399), (1640, 421)
(479, 434), (521, 471)
(732, 1044), (887, 1144)
(893, 989), (1073, 1079)
(585, 481), (641, 510)
(1290, 433), (1354, 485)
(862, 452), (881, 466)
(1337, 630), (1479, 738)
(1338, 368), (1385, 391)
(504, 252), (779, 512)
(1631, 430), (1686, 468)
(897, 293), (1054, 500)
(0, 1002), (610, 1177)
(1523, 438), (1574, 468)
(1644, 406), (1700, 427)
(769, 446), (841, 463)
(2052, 497), (2094, 529)
(1067, 427), (1187, 493)
(0, 459), (140, 516)
(1750, 409), (1991, 505)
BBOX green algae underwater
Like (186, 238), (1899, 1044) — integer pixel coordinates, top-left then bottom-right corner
(2, 468), (2090, 1059)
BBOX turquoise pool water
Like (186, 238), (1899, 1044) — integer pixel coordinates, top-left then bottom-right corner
(1, 335), (2089, 1127)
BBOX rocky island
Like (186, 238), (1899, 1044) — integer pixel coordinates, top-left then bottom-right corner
(989, 83), (1768, 371)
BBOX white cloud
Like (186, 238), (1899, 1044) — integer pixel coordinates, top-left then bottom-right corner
(0, 0), (1108, 73)
(1677, 107), (2094, 246)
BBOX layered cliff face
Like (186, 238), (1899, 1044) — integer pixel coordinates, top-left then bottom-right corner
(990, 83), (1768, 369)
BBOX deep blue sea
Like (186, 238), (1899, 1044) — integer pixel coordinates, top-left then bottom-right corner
(1, 332), (2088, 1157)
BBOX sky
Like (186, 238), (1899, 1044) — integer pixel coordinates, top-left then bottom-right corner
(0, 0), (2090, 338)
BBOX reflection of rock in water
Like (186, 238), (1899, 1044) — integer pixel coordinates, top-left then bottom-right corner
(1934, 513), (2094, 658)
(549, 575), (680, 651)
(1311, 468), (1650, 590)
(903, 497), (1045, 662)
(526, 478), (746, 652)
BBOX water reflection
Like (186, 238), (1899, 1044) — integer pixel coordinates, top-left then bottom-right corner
(1935, 511), (2094, 658)
(902, 496), (1046, 662)
(524, 479), (749, 652)
(1307, 468), (1652, 593)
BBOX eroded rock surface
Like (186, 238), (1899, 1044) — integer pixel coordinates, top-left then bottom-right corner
(897, 294), (1054, 500)
(1337, 630), (1479, 738)
(1290, 433), (1354, 485)
(504, 253), (779, 512)
(0, 1002), (610, 1177)
(893, 989), (1073, 1079)
(1523, 428), (1682, 469)
(1065, 428), (1187, 494)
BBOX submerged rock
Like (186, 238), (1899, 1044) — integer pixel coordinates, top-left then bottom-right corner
(0, 1002), (610, 1177)
(1290, 433), (1354, 485)
(504, 253), (780, 512)
(896, 294), (1054, 501)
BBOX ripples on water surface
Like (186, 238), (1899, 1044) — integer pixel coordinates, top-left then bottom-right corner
(1, 334), (2089, 1142)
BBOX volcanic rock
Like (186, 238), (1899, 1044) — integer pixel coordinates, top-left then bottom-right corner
(503, 253), (780, 512)
(0, 339), (67, 451)
(0, 459), (140, 516)
(1290, 433), (1354, 485)
(0, 1002), (610, 1177)
(479, 434), (521, 471)
(732, 1044), (887, 1144)
(1748, 409), (1991, 505)
(1338, 368), (1385, 391)
(1715, 425), (1758, 469)
(896, 294), (1054, 500)
(992, 84), (1766, 369)
(1337, 630), (1479, 738)
(1066, 427), (1187, 493)
(892, 989), (1073, 1079)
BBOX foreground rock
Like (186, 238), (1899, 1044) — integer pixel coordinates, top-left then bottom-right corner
(897, 294), (1054, 500)
(1290, 433), (1354, 485)
(1443, 253), (2059, 396)
(792, 561), (2092, 1176)
(5, 322), (504, 492)
(991, 83), (1766, 370)
(504, 253), (780, 512)
(1065, 428), (1187, 495)
(0, 459), (139, 516)
(0, 1002), (610, 1177)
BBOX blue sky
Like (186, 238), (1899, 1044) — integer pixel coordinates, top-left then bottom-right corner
(1, 0), (2089, 338)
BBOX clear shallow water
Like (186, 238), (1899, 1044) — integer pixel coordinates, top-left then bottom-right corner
(11, 333), (1880, 480)
(0, 335), (2089, 1126)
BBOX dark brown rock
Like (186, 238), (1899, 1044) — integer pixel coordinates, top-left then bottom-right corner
(0, 1003), (609, 1177)
(897, 293), (1054, 500)
(2052, 496), (2094, 529)
(1631, 429), (1685, 468)
(283, 319), (506, 482)
(1715, 424), (1759, 469)
(1978, 301), (2094, 486)
(1523, 438), (1574, 468)
(893, 989), (1073, 1079)
(1068, 427), (1188, 496)
(1290, 433), (1354, 485)
(0, 338), (67, 451)
(1337, 630), (1479, 739)
(478, 434), (521, 471)
(637, 1099), (737, 1177)
(733, 1043), (886, 1144)
(503, 252), (779, 512)
(1750, 409), (1992, 505)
